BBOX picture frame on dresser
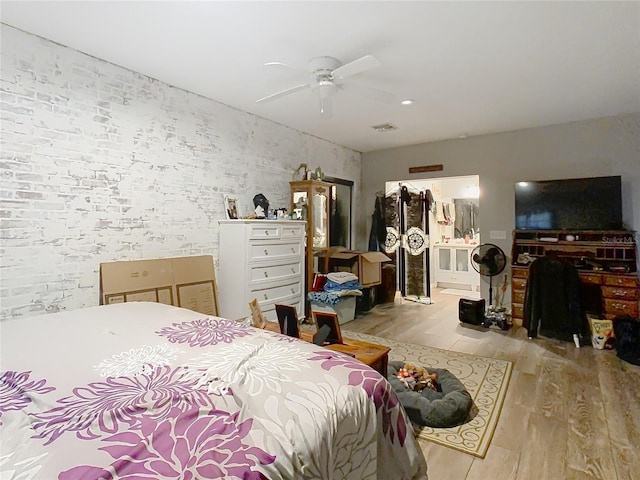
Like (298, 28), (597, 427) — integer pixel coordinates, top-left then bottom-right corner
(312, 311), (343, 344)
(275, 304), (300, 338)
(224, 196), (239, 219)
(248, 298), (267, 329)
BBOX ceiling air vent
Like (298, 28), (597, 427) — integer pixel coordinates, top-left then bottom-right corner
(371, 123), (397, 132)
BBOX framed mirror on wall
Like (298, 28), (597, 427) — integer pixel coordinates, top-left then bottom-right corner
(453, 198), (479, 240)
(324, 176), (353, 249)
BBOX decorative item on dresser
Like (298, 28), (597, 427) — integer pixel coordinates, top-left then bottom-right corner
(218, 219), (306, 322)
(290, 179), (332, 314)
(511, 229), (639, 326)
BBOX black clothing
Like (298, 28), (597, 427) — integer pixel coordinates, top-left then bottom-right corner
(368, 195), (387, 252)
(523, 256), (586, 341)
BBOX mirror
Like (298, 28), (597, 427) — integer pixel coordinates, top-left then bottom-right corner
(324, 177), (353, 249)
(313, 193), (327, 248)
(293, 192), (308, 220)
(453, 198), (479, 239)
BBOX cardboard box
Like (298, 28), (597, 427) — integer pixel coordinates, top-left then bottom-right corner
(321, 247), (391, 287)
(100, 255), (219, 316)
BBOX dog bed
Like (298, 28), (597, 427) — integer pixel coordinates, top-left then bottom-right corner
(388, 361), (473, 428)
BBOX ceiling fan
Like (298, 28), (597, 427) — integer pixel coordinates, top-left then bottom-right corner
(256, 54), (393, 117)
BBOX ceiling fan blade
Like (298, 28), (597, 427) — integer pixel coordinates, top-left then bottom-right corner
(264, 61), (309, 74)
(256, 83), (311, 103)
(332, 54), (381, 79)
(341, 82), (396, 104)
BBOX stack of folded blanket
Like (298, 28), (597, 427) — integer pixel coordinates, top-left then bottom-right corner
(307, 272), (363, 306)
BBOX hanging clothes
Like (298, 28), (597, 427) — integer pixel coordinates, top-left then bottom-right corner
(523, 255), (587, 341)
(368, 194), (387, 252)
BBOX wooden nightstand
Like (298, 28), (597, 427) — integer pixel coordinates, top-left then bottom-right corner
(262, 321), (390, 377)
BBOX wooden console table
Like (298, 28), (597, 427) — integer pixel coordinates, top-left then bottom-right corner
(263, 321), (390, 376)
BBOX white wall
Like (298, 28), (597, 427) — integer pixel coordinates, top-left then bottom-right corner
(0, 26), (361, 319)
(361, 114), (640, 302)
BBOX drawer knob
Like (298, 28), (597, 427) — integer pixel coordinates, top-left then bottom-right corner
(291, 247), (295, 253)
(265, 230), (270, 236)
(263, 294), (268, 300)
(264, 249), (268, 256)
(291, 288), (295, 294)
(264, 272), (268, 278)
(612, 303), (626, 310)
(291, 267), (295, 274)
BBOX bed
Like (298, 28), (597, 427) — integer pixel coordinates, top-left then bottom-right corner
(0, 302), (427, 479)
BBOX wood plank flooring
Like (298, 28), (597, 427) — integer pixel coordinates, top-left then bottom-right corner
(345, 288), (640, 480)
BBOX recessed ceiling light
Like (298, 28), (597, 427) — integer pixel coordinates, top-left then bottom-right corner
(400, 99), (414, 105)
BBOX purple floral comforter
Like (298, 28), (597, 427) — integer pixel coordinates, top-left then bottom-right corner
(0, 302), (427, 479)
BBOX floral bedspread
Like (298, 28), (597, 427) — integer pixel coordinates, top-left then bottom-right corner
(0, 302), (427, 479)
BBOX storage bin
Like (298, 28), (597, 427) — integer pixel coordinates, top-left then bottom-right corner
(310, 296), (357, 325)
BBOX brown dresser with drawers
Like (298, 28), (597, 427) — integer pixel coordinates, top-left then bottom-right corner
(511, 230), (639, 326)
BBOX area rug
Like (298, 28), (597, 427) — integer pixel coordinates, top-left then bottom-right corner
(441, 288), (481, 299)
(342, 330), (512, 458)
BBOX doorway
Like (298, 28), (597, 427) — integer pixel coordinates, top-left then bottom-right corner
(384, 175), (481, 298)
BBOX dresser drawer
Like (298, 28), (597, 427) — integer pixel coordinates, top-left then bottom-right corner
(602, 286), (639, 301)
(261, 297), (303, 323)
(512, 267), (529, 279)
(512, 303), (524, 320)
(250, 242), (302, 261)
(603, 275), (639, 288)
(251, 281), (302, 304)
(512, 277), (528, 290)
(249, 224), (282, 239)
(512, 289), (526, 304)
(603, 298), (639, 317)
(250, 261), (302, 284)
(579, 273), (603, 285)
(281, 223), (306, 238)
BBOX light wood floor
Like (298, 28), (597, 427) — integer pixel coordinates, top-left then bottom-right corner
(345, 288), (640, 480)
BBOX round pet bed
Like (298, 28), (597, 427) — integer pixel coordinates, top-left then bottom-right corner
(387, 361), (472, 428)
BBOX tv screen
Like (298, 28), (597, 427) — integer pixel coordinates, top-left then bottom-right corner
(515, 176), (622, 230)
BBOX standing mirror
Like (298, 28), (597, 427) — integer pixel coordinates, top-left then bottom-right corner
(324, 176), (353, 249)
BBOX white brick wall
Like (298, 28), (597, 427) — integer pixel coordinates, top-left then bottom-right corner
(0, 26), (361, 319)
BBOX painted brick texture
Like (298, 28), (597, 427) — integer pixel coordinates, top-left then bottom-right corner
(0, 27), (361, 319)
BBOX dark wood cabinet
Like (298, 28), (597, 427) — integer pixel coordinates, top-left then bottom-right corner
(511, 230), (639, 325)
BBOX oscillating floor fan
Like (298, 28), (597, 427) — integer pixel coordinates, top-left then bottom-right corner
(470, 243), (507, 306)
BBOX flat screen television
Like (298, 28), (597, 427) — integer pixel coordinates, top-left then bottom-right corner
(515, 176), (622, 230)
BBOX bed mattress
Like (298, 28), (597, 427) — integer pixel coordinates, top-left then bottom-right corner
(0, 302), (427, 479)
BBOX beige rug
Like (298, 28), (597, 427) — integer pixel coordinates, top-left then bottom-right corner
(342, 330), (512, 458)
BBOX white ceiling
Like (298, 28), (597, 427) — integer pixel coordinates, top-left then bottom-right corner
(2, 1), (639, 153)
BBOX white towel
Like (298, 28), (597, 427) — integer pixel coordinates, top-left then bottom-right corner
(326, 271), (359, 284)
(436, 201), (446, 224)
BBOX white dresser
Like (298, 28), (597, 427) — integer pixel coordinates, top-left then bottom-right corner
(218, 220), (306, 322)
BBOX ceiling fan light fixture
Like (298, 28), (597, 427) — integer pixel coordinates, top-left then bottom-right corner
(315, 79), (336, 117)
